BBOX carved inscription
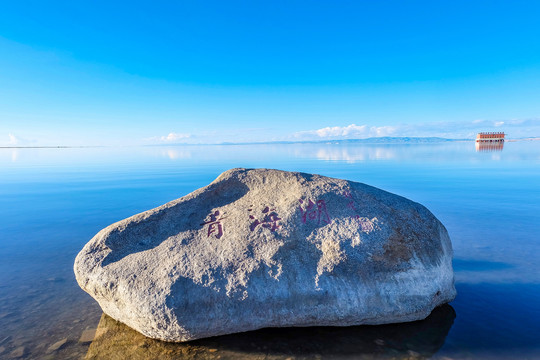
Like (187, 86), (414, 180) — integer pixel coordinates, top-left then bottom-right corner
(298, 198), (331, 225)
(342, 191), (380, 233)
(249, 206), (282, 232)
(200, 210), (225, 239)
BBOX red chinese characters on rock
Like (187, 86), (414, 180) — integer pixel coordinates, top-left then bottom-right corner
(342, 191), (379, 233)
(249, 206), (282, 232)
(343, 191), (357, 211)
(298, 198), (331, 225)
(200, 210), (225, 239)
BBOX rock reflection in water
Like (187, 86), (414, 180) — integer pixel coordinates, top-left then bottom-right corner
(85, 304), (455, 360)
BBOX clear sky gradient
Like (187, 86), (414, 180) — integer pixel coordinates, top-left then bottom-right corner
(1, 1), (540, 145)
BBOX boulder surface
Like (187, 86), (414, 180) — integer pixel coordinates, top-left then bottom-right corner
(74, 168), (456, 342)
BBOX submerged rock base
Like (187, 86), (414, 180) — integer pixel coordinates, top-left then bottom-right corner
(75, 168), (456, 342)
(85, 305), (456, 359)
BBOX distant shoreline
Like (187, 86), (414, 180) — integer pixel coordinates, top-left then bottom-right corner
(1, 137), (539, 148)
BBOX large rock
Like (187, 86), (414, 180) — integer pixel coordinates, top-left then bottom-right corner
(74, 168), (456, 342)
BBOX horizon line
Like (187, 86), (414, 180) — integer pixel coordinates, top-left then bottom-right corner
(2, 136), (540, 149)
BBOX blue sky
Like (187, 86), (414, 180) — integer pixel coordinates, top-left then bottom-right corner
(1, 1), (540, 145)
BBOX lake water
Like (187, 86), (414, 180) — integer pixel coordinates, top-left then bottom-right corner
(0, 141), (539, 359)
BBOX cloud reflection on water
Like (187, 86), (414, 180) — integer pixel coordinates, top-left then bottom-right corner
(314, 146), (398, 162)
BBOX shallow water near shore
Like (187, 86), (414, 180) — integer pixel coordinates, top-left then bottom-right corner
(0, 141), (539, 359)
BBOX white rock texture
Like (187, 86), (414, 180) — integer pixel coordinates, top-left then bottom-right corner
(74, 168), (456, 342)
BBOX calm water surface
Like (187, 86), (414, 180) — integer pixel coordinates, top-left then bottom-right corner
(0, 141), (539, 359)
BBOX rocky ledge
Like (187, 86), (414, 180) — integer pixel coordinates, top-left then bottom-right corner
(74, 168), (456, 342)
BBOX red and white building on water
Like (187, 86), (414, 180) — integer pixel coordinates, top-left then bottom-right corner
(476, 132), (505, 142)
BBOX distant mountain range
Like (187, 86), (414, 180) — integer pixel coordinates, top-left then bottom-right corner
(219, 137), (468, 145)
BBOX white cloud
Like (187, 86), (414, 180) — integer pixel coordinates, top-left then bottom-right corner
(295, 124), (397, 140)
(159, 132), (191, 142)
(293, 118), (540, 141)
(143, 132), (193, 145)
(2, 133), (33, 146)
(8, 133), (19, 145)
